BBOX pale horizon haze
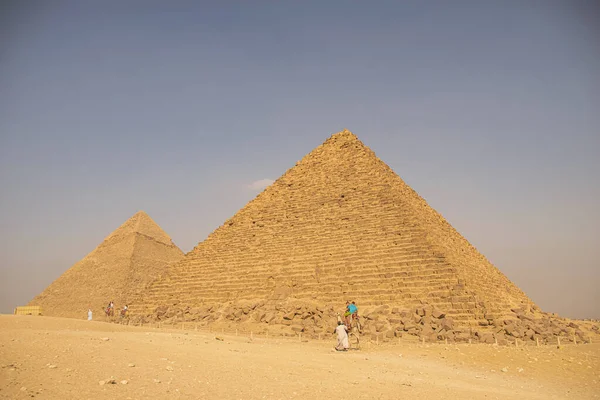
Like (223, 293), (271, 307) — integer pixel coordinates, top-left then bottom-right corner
(1, 1), (598, 319)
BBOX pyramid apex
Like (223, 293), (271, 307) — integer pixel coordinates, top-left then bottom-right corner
(331, 128), (357, 137)
(131, 210), (152, 223)
(106, 210), (175, 245)
(321, 129), (363, 147)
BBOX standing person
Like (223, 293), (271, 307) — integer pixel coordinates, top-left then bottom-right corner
(106, 301), (114, 316)
(87, 308), (93, 321)
(333, 321), (349, 351)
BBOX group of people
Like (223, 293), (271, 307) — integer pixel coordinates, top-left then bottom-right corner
(104, 301), (128, 317)
(85, 301), (128, 321)
(334, 301), (360, 351)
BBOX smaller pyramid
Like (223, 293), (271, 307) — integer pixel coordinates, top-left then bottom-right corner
(29, 211), (184, 318)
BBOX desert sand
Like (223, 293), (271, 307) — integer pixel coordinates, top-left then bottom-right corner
(1, 315), (598, 399)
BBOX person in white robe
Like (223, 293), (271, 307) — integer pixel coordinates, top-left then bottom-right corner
(334, 321), (349, 351)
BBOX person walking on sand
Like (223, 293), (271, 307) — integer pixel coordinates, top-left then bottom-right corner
(87, 308), (93, 321)
(334, 321), (349, 351)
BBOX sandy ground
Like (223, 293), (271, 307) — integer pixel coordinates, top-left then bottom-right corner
(1, 315), (598, 400)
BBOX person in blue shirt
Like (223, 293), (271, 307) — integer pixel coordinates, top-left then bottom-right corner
(348, 302), (358, 315)
(343, 301), (359, 327)
(349, 301), (361, 331)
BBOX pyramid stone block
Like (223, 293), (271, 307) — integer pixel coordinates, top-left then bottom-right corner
(29, 211), (184, 318)
(134, 130), (535, 331)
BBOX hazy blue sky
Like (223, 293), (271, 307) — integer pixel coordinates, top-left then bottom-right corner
(1, 1), (598, 318)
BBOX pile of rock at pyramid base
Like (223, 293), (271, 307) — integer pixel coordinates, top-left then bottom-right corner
(127, 298), (599, 345)
(29, 211), (184, 319)
(129, 130), (599, 344)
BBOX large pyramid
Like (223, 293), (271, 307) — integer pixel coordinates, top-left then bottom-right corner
(132, 130), (548, 340)
(29, 211), (184, 319)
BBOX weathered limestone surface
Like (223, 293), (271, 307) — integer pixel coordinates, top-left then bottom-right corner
(133, 130), (543, 337)
(29, 211), (184, 318)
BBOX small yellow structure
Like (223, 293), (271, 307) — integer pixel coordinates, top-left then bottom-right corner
(14, 306), (43, 316)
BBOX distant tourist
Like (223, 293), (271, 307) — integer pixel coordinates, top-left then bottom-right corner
(87, 308), (93, 321)
(105, 301), (115, 317)
(334, 321), (349, 351)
